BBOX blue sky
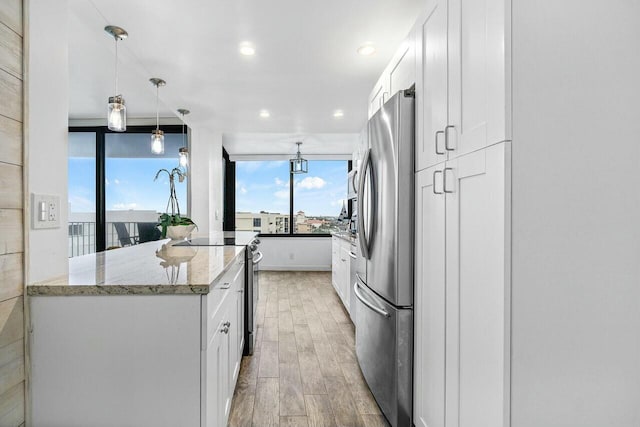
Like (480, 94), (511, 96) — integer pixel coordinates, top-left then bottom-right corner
(69, 158), (347, 217)
(236, 160), (348, 217)
(68, 157), (188, 214)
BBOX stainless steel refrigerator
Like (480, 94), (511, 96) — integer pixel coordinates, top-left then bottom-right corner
(355, 89), (414, 427)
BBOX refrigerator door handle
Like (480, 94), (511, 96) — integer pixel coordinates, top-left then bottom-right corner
(355, 275), (390, 318)
(357, 148), (371, 258)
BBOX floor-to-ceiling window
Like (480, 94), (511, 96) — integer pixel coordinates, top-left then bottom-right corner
(234, 159), (350, 235)
(68, 126), (188, 257)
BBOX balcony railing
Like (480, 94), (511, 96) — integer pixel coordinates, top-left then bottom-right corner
(68, 221), (153, 258)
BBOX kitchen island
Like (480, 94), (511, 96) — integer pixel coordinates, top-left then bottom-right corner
(28, 239), (248, 427)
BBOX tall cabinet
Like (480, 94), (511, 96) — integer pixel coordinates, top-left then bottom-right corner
(397, 0), (640, 426)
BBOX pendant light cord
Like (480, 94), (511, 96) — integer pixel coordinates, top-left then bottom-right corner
(114, 38), (119, 96)
(156, 84), (160, 131)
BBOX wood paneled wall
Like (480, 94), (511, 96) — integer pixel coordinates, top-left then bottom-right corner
(0, 0), (24, 425)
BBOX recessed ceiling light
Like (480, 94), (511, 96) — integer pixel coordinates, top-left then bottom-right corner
(333, 110), (344, 118)
(357, 44), (376, 56)
(239, 42), (255, 56)
(259, 110), (270, 118)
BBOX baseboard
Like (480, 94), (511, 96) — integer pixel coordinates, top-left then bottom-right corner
(261, 265), (331, 272)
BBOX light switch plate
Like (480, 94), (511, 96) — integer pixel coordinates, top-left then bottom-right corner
(32, 194), (61, 229)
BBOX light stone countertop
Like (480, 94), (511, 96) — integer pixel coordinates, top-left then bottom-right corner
(332, 231), (357, 244)
(27, 240), (245, 296)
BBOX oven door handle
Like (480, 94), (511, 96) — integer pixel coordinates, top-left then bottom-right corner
(354, 275), (390, 318)
(252, 251), (264, 264)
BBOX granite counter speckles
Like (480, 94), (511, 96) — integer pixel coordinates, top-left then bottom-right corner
(27, 240), (245, 296)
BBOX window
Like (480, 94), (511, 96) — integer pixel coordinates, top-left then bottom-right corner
(105, 132), (187, 249)
(68, 126), (188, 257)
(68, 132), (96, 257)
(234, 160), (349, 235)
(292, 161), (348, 234)
(235, 161), (291, 234)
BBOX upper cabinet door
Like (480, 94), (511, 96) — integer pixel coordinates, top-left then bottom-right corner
(447, 0), (509, 158)
(415, 0), (449, 172)
(389, 40), (415, 96)
(368, 77), (389, 119)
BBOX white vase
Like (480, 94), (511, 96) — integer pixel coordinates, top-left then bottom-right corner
(166, 224), (196, 241)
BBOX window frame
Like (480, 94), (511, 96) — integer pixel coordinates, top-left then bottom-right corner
(69, 125), (185, 252)
(228, 158), (352, 238)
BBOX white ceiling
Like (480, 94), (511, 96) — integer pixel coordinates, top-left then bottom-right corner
(69, 0), (423, 153)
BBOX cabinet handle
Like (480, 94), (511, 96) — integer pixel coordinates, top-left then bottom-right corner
(444, 125), (455, 151)
(223, 321), (231, 327)
(348, 251), (357, 259)
(221, 326), (229, 334)
(443, 167), (455, 193)
(435, 130), (445, 155)
(433, 170), (443, 194)
(219, 282), (231, 289)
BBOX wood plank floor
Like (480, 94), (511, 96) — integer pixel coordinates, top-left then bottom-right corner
(228, 271), (390, 427)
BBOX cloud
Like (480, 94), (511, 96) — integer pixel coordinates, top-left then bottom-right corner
(114, 179), (120, 185)
(239, 186), (248, 194)
(296, 176), (326, 190)
(274, 177), (285, 186)
(105, 178), (110, 186)
(113, 203), (138, 210)
(274, 189), (290, 199)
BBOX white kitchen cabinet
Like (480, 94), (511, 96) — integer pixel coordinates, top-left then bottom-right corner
(414, 143), (510, 427)
(414, 0), (509, 171)
(447, 0), (510, 157)
(414, 164), (446, 427)
(331, 236), (352, 314)
(368, 77), (388, 119)
(389, 40), (415, 96)
(415, 0), (448, 172)
(368, 36), (416, 119)
(30, 253), (246, 427)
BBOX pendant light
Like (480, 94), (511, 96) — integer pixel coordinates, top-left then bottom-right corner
(290, 142), (308, 174)
(150, 78), (166, 155)
(177, 108), (190, 168)
(105, 25), (128, 132)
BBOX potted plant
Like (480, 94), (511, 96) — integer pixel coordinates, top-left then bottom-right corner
(154, 167), (197, 240)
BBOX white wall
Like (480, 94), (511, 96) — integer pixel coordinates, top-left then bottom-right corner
(511, 1), (640, 425)
(258, 237), (331, 271)
(189, 127), (223, 234)
(27, 0), (69, 283)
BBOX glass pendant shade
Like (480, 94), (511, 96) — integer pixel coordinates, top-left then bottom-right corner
(290, 142), (308, 174)
(290, 158), (308, 174)
(179, 147), (189, 168)
(107, 96), (126, 132)
(151, 129), (165, 155)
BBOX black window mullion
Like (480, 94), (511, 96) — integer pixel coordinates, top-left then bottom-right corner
(289, 168), (294, 235)
(95, 130), (106, 252)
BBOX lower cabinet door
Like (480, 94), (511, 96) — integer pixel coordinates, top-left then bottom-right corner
(445, 143), (509, 427)
(414, 164), (446, 427)
(206, 312), (231, 427)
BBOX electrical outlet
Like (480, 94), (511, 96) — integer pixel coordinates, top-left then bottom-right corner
(32, 194), (60, 229)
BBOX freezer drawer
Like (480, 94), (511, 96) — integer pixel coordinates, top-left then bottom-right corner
(354, 277), (413, 427)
